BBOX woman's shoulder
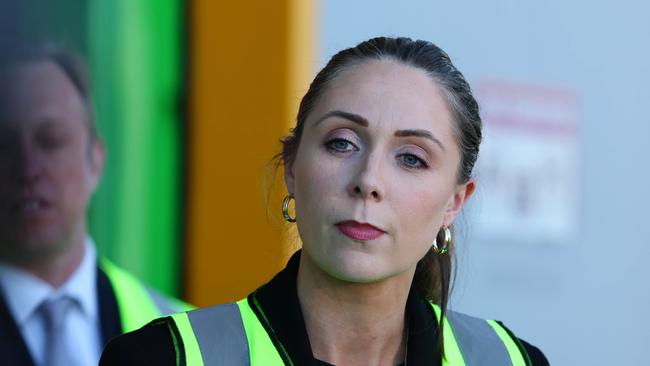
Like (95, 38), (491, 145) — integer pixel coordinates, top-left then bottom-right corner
(100, 302), (249, 366)
(99, 317), (177, 366)
(497, 322), (550, 366)
(518, 337), (550, 366)
(439, 305), (549, 366)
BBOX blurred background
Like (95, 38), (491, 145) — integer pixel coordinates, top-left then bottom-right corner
(2, 0), (649, 364)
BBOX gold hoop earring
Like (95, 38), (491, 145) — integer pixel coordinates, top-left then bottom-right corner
(282, 195), (296, 223)
(432, 226), (451, 254)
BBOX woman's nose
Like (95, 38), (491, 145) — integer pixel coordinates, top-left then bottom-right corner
(352, 185), (381, 200)
(347, 153), (384, 202)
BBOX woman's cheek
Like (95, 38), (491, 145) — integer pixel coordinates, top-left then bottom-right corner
(404, 190), (446, 231)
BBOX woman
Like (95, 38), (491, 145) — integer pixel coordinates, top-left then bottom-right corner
(100, 37), (549, 365)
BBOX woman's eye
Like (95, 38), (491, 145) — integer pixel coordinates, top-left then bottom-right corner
(398, 153), (428, 169)
(326, 138), (357, 153)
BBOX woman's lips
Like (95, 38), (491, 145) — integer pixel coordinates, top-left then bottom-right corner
(336, 221), (385, 241)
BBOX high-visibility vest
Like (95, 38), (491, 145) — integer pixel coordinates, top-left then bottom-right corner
(170, 298), (530, 366)
(99, 258), (193, 333)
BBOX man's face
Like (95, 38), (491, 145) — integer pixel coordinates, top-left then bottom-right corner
(0, 61), (103, 263)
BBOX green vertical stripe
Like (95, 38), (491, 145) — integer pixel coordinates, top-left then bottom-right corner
(171, 313), (204, 366)
(238, 299), (286, 365)
(431, 304), (467, 366)
(487, 320), (528, 366)
(87, 0), (182, 297)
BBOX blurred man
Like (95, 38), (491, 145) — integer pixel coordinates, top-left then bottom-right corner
(0, 41), (189, 366)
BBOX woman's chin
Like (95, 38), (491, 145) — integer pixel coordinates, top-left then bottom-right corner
(317, 254), (401, 284)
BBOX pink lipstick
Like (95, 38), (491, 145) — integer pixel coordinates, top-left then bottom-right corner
(336, 221), (385, 241)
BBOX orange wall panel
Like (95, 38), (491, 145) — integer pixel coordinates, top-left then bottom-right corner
(186, 0), (314, 306)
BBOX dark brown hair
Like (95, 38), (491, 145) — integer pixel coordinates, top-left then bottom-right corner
(279, 37), (482, 355)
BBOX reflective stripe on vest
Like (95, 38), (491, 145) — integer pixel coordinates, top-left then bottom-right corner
(170, 299), (527, 366)
(171, 299), (283, 366)
(100, 258), (190, 333)
(431, 304), (527, 366)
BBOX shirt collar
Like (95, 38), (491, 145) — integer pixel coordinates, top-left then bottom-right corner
(58, 237), (98, 319)
(0, 237), (98, 325)
(0, 263), (51, 325)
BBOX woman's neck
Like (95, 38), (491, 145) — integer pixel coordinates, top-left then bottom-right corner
(297, 252), (414, 366)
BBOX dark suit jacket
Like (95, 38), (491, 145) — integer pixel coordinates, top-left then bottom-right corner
(0, 264), (123, 366)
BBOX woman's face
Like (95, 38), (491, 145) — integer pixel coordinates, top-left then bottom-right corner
(286, 60), (474, 283)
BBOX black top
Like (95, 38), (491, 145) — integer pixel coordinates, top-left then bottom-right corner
(101, 252), (549, 366)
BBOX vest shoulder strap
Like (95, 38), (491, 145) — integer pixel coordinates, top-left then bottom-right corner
(171, 311), (205, 366)
(236, 298), (285, 365)
(430, 303), (530, 366)
(169, 299), (284, 366)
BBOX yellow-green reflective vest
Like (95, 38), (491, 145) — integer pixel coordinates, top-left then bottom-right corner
(170, 298), (529, 366)
(99, 258), (193, 333)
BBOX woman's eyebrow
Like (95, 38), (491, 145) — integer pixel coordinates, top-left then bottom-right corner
(314, 110), (445, 151)
(394, 129), (445, 151)
(314, 110), (369, 127)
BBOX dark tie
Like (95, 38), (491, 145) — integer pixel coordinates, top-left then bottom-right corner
(39, 296), (77, 366)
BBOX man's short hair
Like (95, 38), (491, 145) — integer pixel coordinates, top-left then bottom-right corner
(0, 38), (97, 141)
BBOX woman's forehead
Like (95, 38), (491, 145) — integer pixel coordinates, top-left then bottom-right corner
(308, 60), (454, 137)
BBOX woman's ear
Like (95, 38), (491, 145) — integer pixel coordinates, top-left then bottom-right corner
(284, 159), (295, 196)
(442, 178), (475, 227)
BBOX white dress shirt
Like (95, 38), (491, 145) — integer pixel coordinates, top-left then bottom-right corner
(0, 238), (102, 366)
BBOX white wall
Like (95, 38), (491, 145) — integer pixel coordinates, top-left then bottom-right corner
(319, 1), (650, 364)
